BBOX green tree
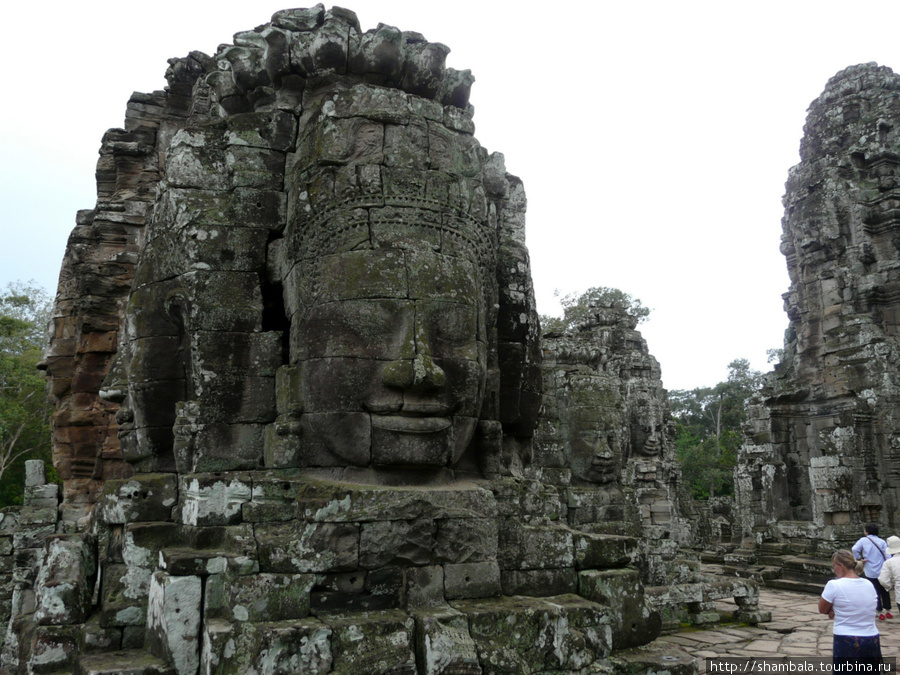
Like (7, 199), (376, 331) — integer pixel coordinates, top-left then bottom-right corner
(671, 358), (762, 499)
(0, 281), (53, 506)
(540, 286), (650, 334)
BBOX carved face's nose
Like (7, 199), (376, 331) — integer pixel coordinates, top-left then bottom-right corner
(382, 309), (446, 392)
(594, 444), (613, 460)
(382, 352), (446, 391)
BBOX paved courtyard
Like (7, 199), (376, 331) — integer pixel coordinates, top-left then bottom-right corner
(655, 588), (900, 673)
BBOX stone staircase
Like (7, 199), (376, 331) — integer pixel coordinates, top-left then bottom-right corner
(700, 543), (834, 595)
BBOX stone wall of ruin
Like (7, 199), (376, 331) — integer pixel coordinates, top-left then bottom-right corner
(43, 52), (217, 528)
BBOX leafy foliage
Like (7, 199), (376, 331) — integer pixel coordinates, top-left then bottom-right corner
(540, 286), (650, 334)
(0, 281), (54, 506)
(670, 358), (762, 499)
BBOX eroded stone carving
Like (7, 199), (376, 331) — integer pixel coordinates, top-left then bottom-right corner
(102, 58), (538, 480)
(535, 302), (692, 581)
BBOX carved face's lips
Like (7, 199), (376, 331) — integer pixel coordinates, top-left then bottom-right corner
(371, 415), (451, 434)
(642, 440), (661, 451)
(591, 457), (616, 468)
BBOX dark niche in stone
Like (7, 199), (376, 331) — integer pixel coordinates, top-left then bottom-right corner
(737, 63), (900, 553)
(5, 5), (765, 674)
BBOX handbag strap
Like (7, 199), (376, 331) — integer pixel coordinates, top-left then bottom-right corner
(867, 535), (887, 559)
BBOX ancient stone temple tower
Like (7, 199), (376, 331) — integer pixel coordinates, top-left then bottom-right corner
(2, 5), (721, 674)
(737, 63), (900, 551)
(535, 303), (693, 585)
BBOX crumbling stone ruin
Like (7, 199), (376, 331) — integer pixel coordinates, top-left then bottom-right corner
(2, 5), (764, 673)
(536, 305), (692, 573)
(536, 303), (763, 628)
(737, 63), (900, 555)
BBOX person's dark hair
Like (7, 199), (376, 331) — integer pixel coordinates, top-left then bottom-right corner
(865, 523), (879, 535)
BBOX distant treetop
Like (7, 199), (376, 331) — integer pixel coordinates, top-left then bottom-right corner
(540, 286), (650, 334)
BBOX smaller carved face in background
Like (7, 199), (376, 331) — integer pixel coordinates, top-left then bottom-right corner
(630, 409), (663, 459)
(571, 429), (620, 484)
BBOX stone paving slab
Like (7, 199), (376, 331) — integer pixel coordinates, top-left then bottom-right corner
(652, 588), (900, 674)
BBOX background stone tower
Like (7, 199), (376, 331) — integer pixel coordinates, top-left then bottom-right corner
(737, 63), (900, 552)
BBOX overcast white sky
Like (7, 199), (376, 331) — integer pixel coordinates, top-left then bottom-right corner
(3, 1), (899, 391)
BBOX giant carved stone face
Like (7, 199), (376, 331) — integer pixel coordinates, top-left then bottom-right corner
(290, 245), (487, 468)
(571, 428), (621, 485)
(277, 85), (501, 471)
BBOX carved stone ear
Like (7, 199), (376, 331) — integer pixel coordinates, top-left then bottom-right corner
(164, 293), (189, 332)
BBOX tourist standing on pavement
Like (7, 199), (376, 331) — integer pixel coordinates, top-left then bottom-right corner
(852, 523), (892, 620)
(820, 549), (882, 668)
(878, 536), (900, 611)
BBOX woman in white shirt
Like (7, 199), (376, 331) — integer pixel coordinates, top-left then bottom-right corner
(877, 536), (900, 611)
(819, 549), (882, 667)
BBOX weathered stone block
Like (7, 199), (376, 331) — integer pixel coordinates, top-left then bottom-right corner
(178, 472), (252, 526)
(492, 477), (564, 519)
(123, 523), (183, 571)
(75, 650), (175, 674)
(332, 84), (411, 124)
(443, 561), (501, 600)
(178, 224), (269, 273)
(433, 517), (498, 564)
(242, 472), (298, 521)
(19, 506), (57, 526)
(293, 479), (498, 523)
(498, 519), (573, 570)
(203, 617), (332, 674)
(579, 568), (661, 649)
(81, 614), (122, 653)
(24, 484), (59, 510)
(13, 523), (54, 550)
(0, 508), (20, 533)
(608, 643), (696, 675)
(256, 521), (359, 573)
(383, 117), (428, 170)
(159, 548), (257, 577)
(100, 564), (149, 628)
(98, 474), (178, 524)
(146, 572), (202, 675)
(226, 146), (285, 190)
(122, 625), (147, 650)
(310, 590), (399, 614)
(180, 270), (263, 333)
(166, 127), (229, 190)
(414, 606), (480, 675)
(359, 518), (436, 568)
(262, 418), (304, 470)
(25, 460), (46, 487)
(29, 625), (80, 674)
(231, 188), (286, 230)
(225, 111), (297, 151)
(406, 565), (445, 609)
(501, 568), (577, 597)
(573, 532), (636, 570)
(34, 534), (96, 626)
(205, 572), (315, 622)
(327, 609), (416, 674)
(188, 423), (265, 473)
(453, 594), (611, 672)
